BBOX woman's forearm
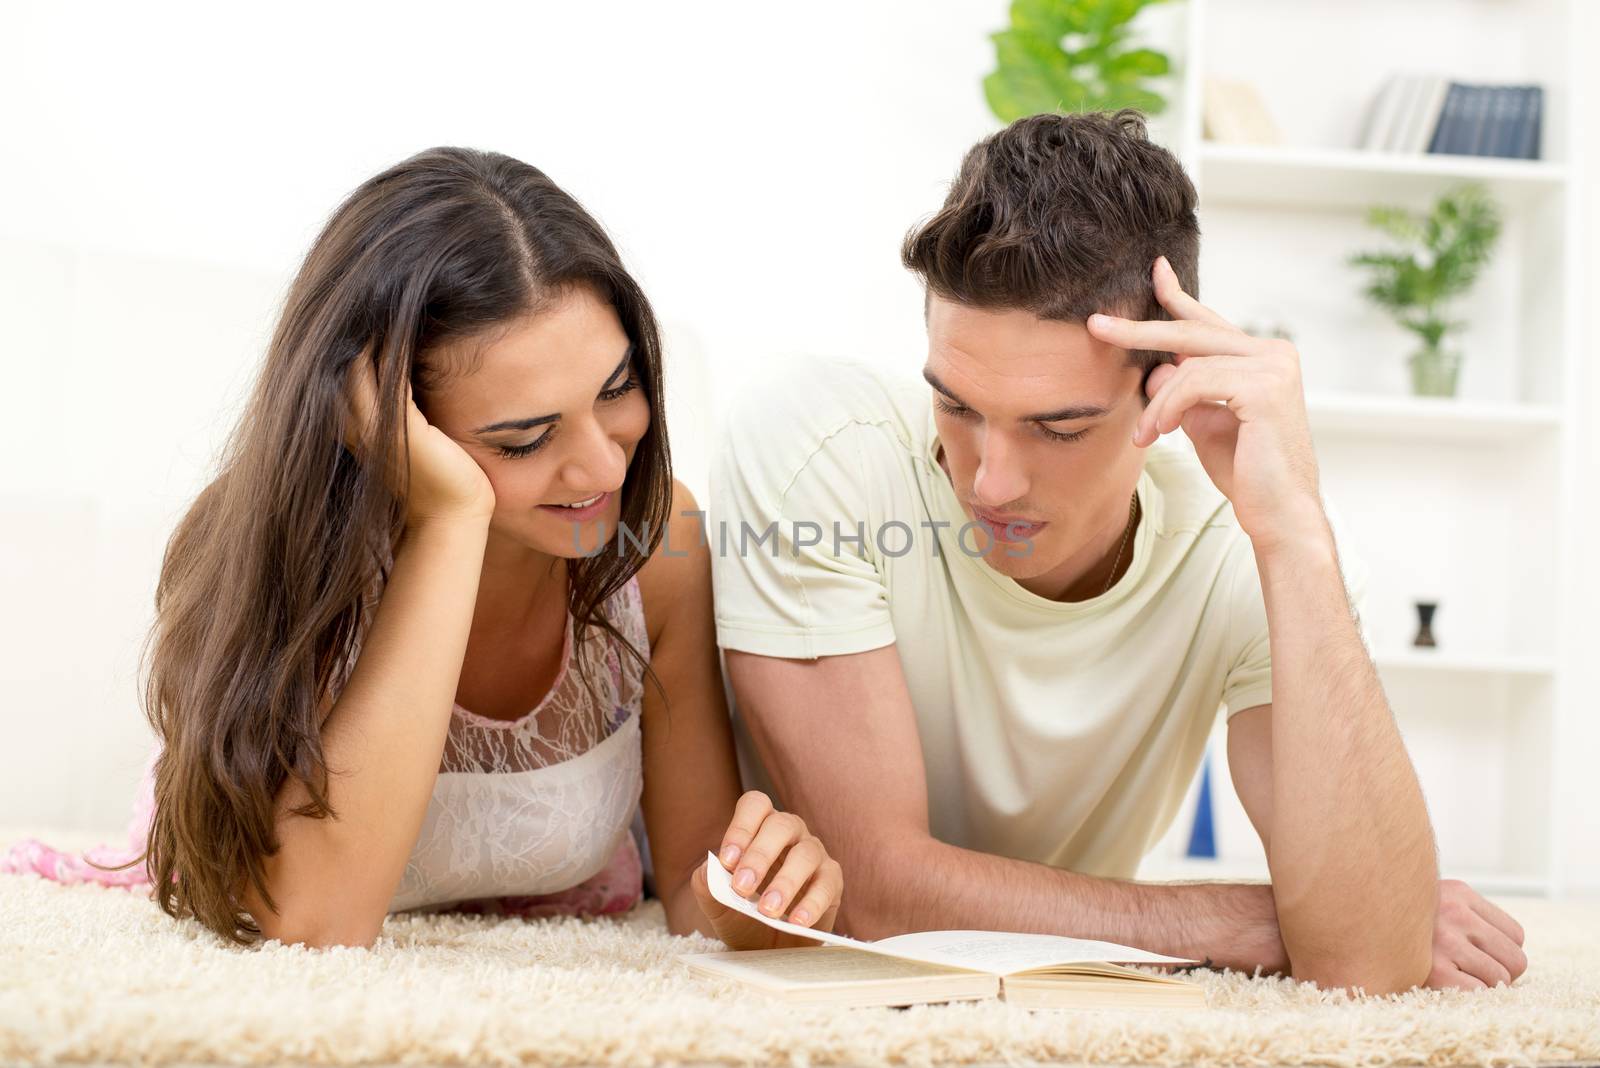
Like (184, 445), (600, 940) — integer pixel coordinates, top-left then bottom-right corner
(245, 515), (490, 946)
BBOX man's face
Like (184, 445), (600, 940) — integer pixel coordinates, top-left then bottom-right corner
(924, 294), (1148, 596)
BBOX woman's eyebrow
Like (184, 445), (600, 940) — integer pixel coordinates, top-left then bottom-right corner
(471, 348), (634, 435)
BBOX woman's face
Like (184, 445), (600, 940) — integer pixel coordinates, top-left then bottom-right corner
(420, 285), (651, 558)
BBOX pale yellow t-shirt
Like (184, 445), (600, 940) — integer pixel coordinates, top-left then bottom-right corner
(710, 357), (1365, 880)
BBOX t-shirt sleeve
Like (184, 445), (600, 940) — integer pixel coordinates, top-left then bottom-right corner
(1219, 504), (1371, 719)
(709, 389), (897, 660)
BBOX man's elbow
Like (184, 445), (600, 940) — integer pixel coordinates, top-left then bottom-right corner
(1292, 943), (1432, 996)
(830, 832), (935, 942)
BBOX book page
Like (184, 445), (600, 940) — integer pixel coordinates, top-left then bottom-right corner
(701, 852), (1194, 977)
(684, 946), (989, 986)
(870, 930), (1194, 975)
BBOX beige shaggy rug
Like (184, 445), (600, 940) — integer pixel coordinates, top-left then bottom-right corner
(2, 829), (1598, 1068)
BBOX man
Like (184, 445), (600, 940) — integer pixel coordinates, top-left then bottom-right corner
(708, 110), (1527, 994)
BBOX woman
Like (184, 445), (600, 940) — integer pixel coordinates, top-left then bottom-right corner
(1, 147), (841, 949)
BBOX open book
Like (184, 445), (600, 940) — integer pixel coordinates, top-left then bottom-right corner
(680, 852), (1207, 1010)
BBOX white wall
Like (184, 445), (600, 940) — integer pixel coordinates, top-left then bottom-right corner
(3, 1), (1595, 891)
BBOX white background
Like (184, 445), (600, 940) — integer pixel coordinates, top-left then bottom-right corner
(2, 1), (1595, 892)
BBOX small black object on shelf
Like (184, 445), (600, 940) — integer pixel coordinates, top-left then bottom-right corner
(1413, 601), (1439, 649)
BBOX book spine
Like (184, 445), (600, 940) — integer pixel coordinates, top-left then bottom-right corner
(1463, 86), (1494, 155)
(1427, 83), (1463, 155)
(1490, 86), (1524, 158)
(1517, 86), (1544, 160)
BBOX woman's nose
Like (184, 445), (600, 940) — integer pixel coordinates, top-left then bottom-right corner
(560, 416), (628, 494)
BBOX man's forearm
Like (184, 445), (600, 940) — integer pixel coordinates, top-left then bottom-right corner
(843, 833), (1288, 974)
(1256, 521), (1437, 991)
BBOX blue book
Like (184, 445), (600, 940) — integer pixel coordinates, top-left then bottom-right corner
(1426, 83), (1466, 155)
(1517, 86), (1544, 160)
(1462, 85), (1495, 155)
(1486, 87), (1524, 158)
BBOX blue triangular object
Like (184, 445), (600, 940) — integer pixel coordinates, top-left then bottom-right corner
(1186, 755), (1217, 859)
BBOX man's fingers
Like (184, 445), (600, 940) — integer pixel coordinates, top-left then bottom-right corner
(1455, 941), (1514, 989)
(1151, 255), (1237, 330)
(730, 807), (802, 897)
(1430, 962), (1488, 992)
(1469, 922), (1529, 982)
(1137, 356), (1256, 446)
(1088, 312), (1265, 358)
(717, 790), (773, 871)
(1469, 895), (1526, 947)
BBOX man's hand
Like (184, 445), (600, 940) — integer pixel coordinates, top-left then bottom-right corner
(1086, 256), (1325, 555)
(1425, 879), (1528, 990)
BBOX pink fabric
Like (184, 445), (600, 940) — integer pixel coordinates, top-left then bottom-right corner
(1, 747), (159, 890)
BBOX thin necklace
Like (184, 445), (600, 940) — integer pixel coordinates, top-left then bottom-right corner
(1101, 491), (1139, 597)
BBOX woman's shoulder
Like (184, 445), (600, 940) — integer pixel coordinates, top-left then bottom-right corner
(635, 479), (707, 647)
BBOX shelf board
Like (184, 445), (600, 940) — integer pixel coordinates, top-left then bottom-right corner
(1198, 143), (1569, 212)
(1305, 392), (1562, 442)
(1374, 649), (1556, 678)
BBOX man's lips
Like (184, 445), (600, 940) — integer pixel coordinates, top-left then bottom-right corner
(969, 504), (1047, 542)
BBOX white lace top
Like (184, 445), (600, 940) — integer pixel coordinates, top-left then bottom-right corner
(388, 576), (648, 913)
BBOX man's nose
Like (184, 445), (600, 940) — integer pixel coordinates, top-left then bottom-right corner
(972, 430), (1029, 509)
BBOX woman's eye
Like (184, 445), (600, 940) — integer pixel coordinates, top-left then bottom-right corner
(599, 372), (639, 402)
(934, 397), (973, 419)
(496, 432), (553, 459)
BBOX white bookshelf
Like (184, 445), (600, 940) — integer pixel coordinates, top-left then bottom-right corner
(1139, 0), (1583, 900)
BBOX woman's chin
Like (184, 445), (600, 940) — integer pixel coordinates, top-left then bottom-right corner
(530, 508), (627, 559)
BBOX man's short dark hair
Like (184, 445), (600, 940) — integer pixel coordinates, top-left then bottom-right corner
(902, 109), (1200, 377)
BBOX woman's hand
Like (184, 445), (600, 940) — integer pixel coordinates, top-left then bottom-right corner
(690, 791), (843, 950)
(342, 348), (496, 526)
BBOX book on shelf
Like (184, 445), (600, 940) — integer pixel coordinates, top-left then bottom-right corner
(1363, 74), (1543, 160)
(1203, 78), (1281, 146)
(679, 851), (1208, 1010)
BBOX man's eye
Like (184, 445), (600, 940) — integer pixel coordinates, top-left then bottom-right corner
(1040, 425), (1091, 444)
(934, 397), (973, 418)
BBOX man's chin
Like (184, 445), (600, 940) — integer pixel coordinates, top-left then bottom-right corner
(971, 535), (1065, 581)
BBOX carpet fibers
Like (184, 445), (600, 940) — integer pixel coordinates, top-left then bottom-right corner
(2, 840), (1597, 1067)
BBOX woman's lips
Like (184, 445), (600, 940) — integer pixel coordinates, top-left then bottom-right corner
(538, 490), (612, 522)
(970, 504), (1046, 543)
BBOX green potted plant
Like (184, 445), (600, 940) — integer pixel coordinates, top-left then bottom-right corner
(1348, 184), (1502, 398)
(983, 0), (1177, 122)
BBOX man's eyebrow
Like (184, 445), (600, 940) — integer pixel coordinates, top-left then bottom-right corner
(922, 368), (1109, 422)
(472, 349), (634, 435)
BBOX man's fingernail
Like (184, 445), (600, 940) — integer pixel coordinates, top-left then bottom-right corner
(760, 891), (782, 913)
(734, 869), (756, 893)
(790, 908), (811, 925)
(720, 844), (741, 867)
(1089, 313), (1108, 327)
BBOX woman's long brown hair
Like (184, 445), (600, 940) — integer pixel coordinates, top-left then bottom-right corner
(131, 148), (672, 944)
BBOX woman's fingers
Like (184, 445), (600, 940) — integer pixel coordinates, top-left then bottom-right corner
(342, 347), (381, 457)
(731, 808), (804, 897)
(785, 858), (843, 928)
(754, 835), (824, 917)
(717, 790), (774, 872)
